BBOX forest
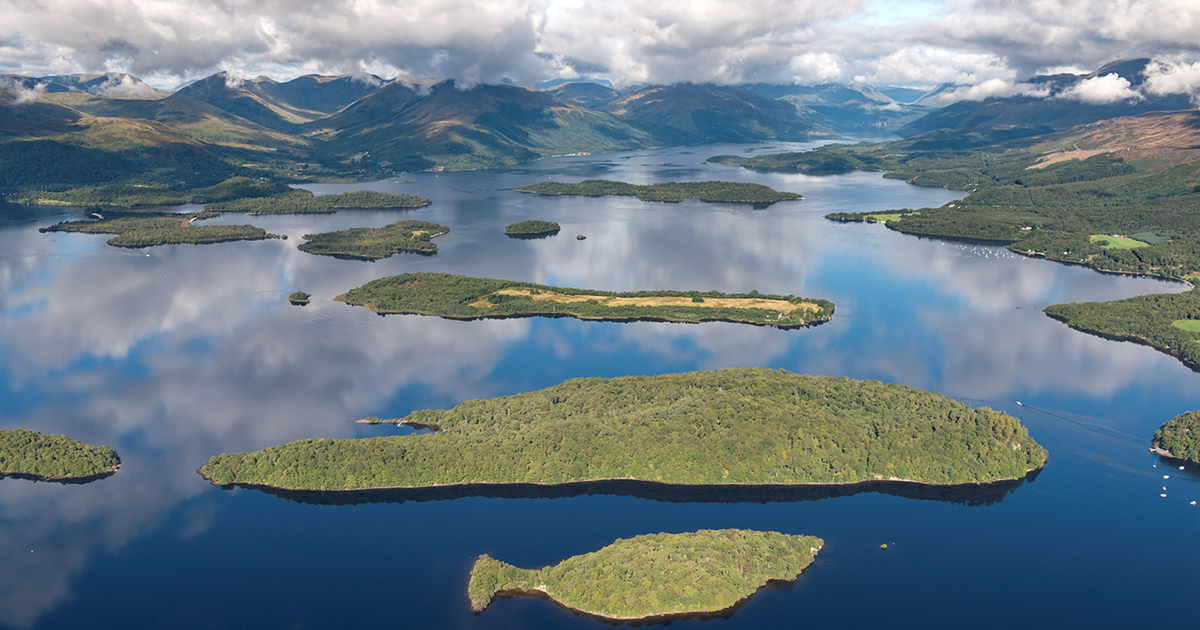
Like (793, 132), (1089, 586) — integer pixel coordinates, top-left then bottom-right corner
(335, 272), (834, 327)
(1152, 411), (1200, 463)
(0, 428), (121, 480)
(198, 368), (1047, 491)
(39, 211), (285, 248)
(515, 180), (802, 204)
(468, 529), (823, 620)
(1044, 288), (1200, 370)
(205, 189), (431, 214)
(298, 220), (449, 259)
(504, 220), (561, 237)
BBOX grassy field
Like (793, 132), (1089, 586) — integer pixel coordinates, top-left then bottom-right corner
(1090, 234), (1149, 249)
(468, 529), (823, 620)
(1172, 319), (1200, 332)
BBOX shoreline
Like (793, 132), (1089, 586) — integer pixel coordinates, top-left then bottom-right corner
(474, 545), (823, 624)
(1042, 311), (1200, 373)
(0, 463), (120, 485)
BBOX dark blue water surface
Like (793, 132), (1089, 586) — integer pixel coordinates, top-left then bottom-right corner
(3, 140), (1199, 629)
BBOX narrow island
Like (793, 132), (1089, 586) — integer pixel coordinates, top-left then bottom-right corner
(1, 428), (121, 482)
(468, 529), (823, 622)
(515, 180), (802, 205)
(14, 177), (432, 214)
(288, 291), (311, 305)
(504, 220), (561, 238)
(334, 272), (833, 327)
(297, 220), (449, 260)
(1152, 411), (1200, 463)
(39, 211), (285, 248)
(198, 367), (1047, 492)
(1044, 288), (1200, 371)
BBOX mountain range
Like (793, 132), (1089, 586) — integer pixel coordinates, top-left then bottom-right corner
(1, 59), (1195, 194)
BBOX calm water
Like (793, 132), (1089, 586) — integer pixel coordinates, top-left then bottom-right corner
(2, 140), (1198, 629)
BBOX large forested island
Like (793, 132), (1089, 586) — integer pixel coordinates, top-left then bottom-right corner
(298, 220), (449, 259)
(713, 111), (1200, 281)
(0, 428), (121, 481)
(1044, 288), (1200, 370)
(198, 368), (1046, 491)
(1152, 411), (1200, 463)
(515, 180), (802, 204)
(334, 272), (833, 327)
(39, 211), (285, 248)
(468, 529), (823, 621)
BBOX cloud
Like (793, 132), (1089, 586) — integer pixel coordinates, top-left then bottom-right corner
(935, 78), (1053, 103)
(1142, 60), (1200, 97)
(1057, 73), (1143, 103)
(0, 77), (45, 103)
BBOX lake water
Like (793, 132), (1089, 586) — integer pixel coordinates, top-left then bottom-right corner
(2, 140), (1198, 629)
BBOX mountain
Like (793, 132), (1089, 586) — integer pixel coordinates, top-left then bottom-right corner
(0, 73), (167, 99)
(744, 83), (934, 132)
(308, 81), (680, 170)
(170, 72), (329, 132)
(254, 74), (384, 115)
(898, 59), (1195, 140)
(601, 84), (830, 142)
(544, 82), (620, 109)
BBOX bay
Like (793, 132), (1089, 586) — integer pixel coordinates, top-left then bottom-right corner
(1, 140), (1197, 628)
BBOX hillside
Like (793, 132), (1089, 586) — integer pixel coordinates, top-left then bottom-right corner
(745, 83), (934, 132)
(544, 82), (620, 109)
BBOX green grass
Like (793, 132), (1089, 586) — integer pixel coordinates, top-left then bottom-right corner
(866, 213), (908, 223)
(468, 529), (823, 619)
(298, 221), (449, 260)
(334, 272), (834, 327)
(515, 180), (802, 204)
(1090, 234), (1149, 249)
(1172, 319), (1200, 332)
(0, 429), (121, 479)
(198, 367), (1047, 491)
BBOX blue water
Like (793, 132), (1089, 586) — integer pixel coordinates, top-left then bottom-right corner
(2, 140), (1198, 629)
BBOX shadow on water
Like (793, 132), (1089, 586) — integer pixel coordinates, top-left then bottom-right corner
(222, 469), (1040, 507)
(0, 470), (117, 485)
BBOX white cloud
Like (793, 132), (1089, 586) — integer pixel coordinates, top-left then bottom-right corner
(1057, 73), (1143, 104)
(0, 77), (45, 103)
(1142, 60), (1200, 96)
(933, 78), (1052, 103)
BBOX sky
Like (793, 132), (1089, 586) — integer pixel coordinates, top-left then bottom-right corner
(1, 0), (1199, 90)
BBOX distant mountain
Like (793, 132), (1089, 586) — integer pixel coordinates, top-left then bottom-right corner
(308, 81), (681, 171)
(898, 59), (1194, 140)
(744, 83), (934, 132)
(545, 82), (619, 109)
(252, 74), (384, 115)
(170, 72), (334, 132)
(0, 73), (167, 99)
(602, 84), (830, 143)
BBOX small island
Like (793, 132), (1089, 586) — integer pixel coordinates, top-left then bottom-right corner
(468, 529), (823, 622)
(297, 220), (450, 260)
(504, 220), (561, 238)
(708, 152), (881, 175)
(1, 428), (121, 482)
(515, 180), (802, 205)
(288, 291), (311, 305)
(334, 272), (833, 327)
(1044, 288), (1200, 371)
(206, 190), (431, 214)
(1152, 411), (1200, 463)
(198, 368), (1047, 492)
(39, 211), (285, 248)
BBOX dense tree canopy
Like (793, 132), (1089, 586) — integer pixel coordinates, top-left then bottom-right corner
(39, 210), (284, 248)
(516, 180), (802, 205)
(1153, 411), (1200, 463)
(1045, 288), (1200, 370)
(0, 428), (121, 479)
(298, 220), (449, 259)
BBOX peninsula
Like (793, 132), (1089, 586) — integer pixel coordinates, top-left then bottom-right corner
(504, 220), (561, 238)
(468, 529), (823, 621)
(1044, 288), (1200, 371)
(1152, 411), (1200, 463)
(515, 180), (802, 204)
(0, 428), (121, 481)
(198, 368), (1047, 491)
(334, 273), (833, 327)
(39, 211), (285, 248)
(298, 220), (449, 259)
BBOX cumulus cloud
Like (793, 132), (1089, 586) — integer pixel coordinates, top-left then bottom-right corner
(1057, 73), (1143, 103)
(935, 78), (1053, 103)
(1143, 60), (1200, 97)
(0, 77), (45, 103)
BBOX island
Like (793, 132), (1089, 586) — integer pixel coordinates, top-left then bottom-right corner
(333, 272), (833, 327)
(1152, 411), (1200, 463)
(297, 220), (450, 260)
(468, 529), (823, 622)
(1, 428), (121, 482)
(515, 180), (802, 205)
(39, 211), (285, 248)
(504, 220), (561, 238)
(1044, 288), (1200, 371)
(14, 177), (432, 214)
(288, 291), (311, 305)
(198, 367), (1047, 492)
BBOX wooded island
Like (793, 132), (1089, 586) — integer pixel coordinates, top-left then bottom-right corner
(0, 428), (121, 481)
(516, 179), (802, 204)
